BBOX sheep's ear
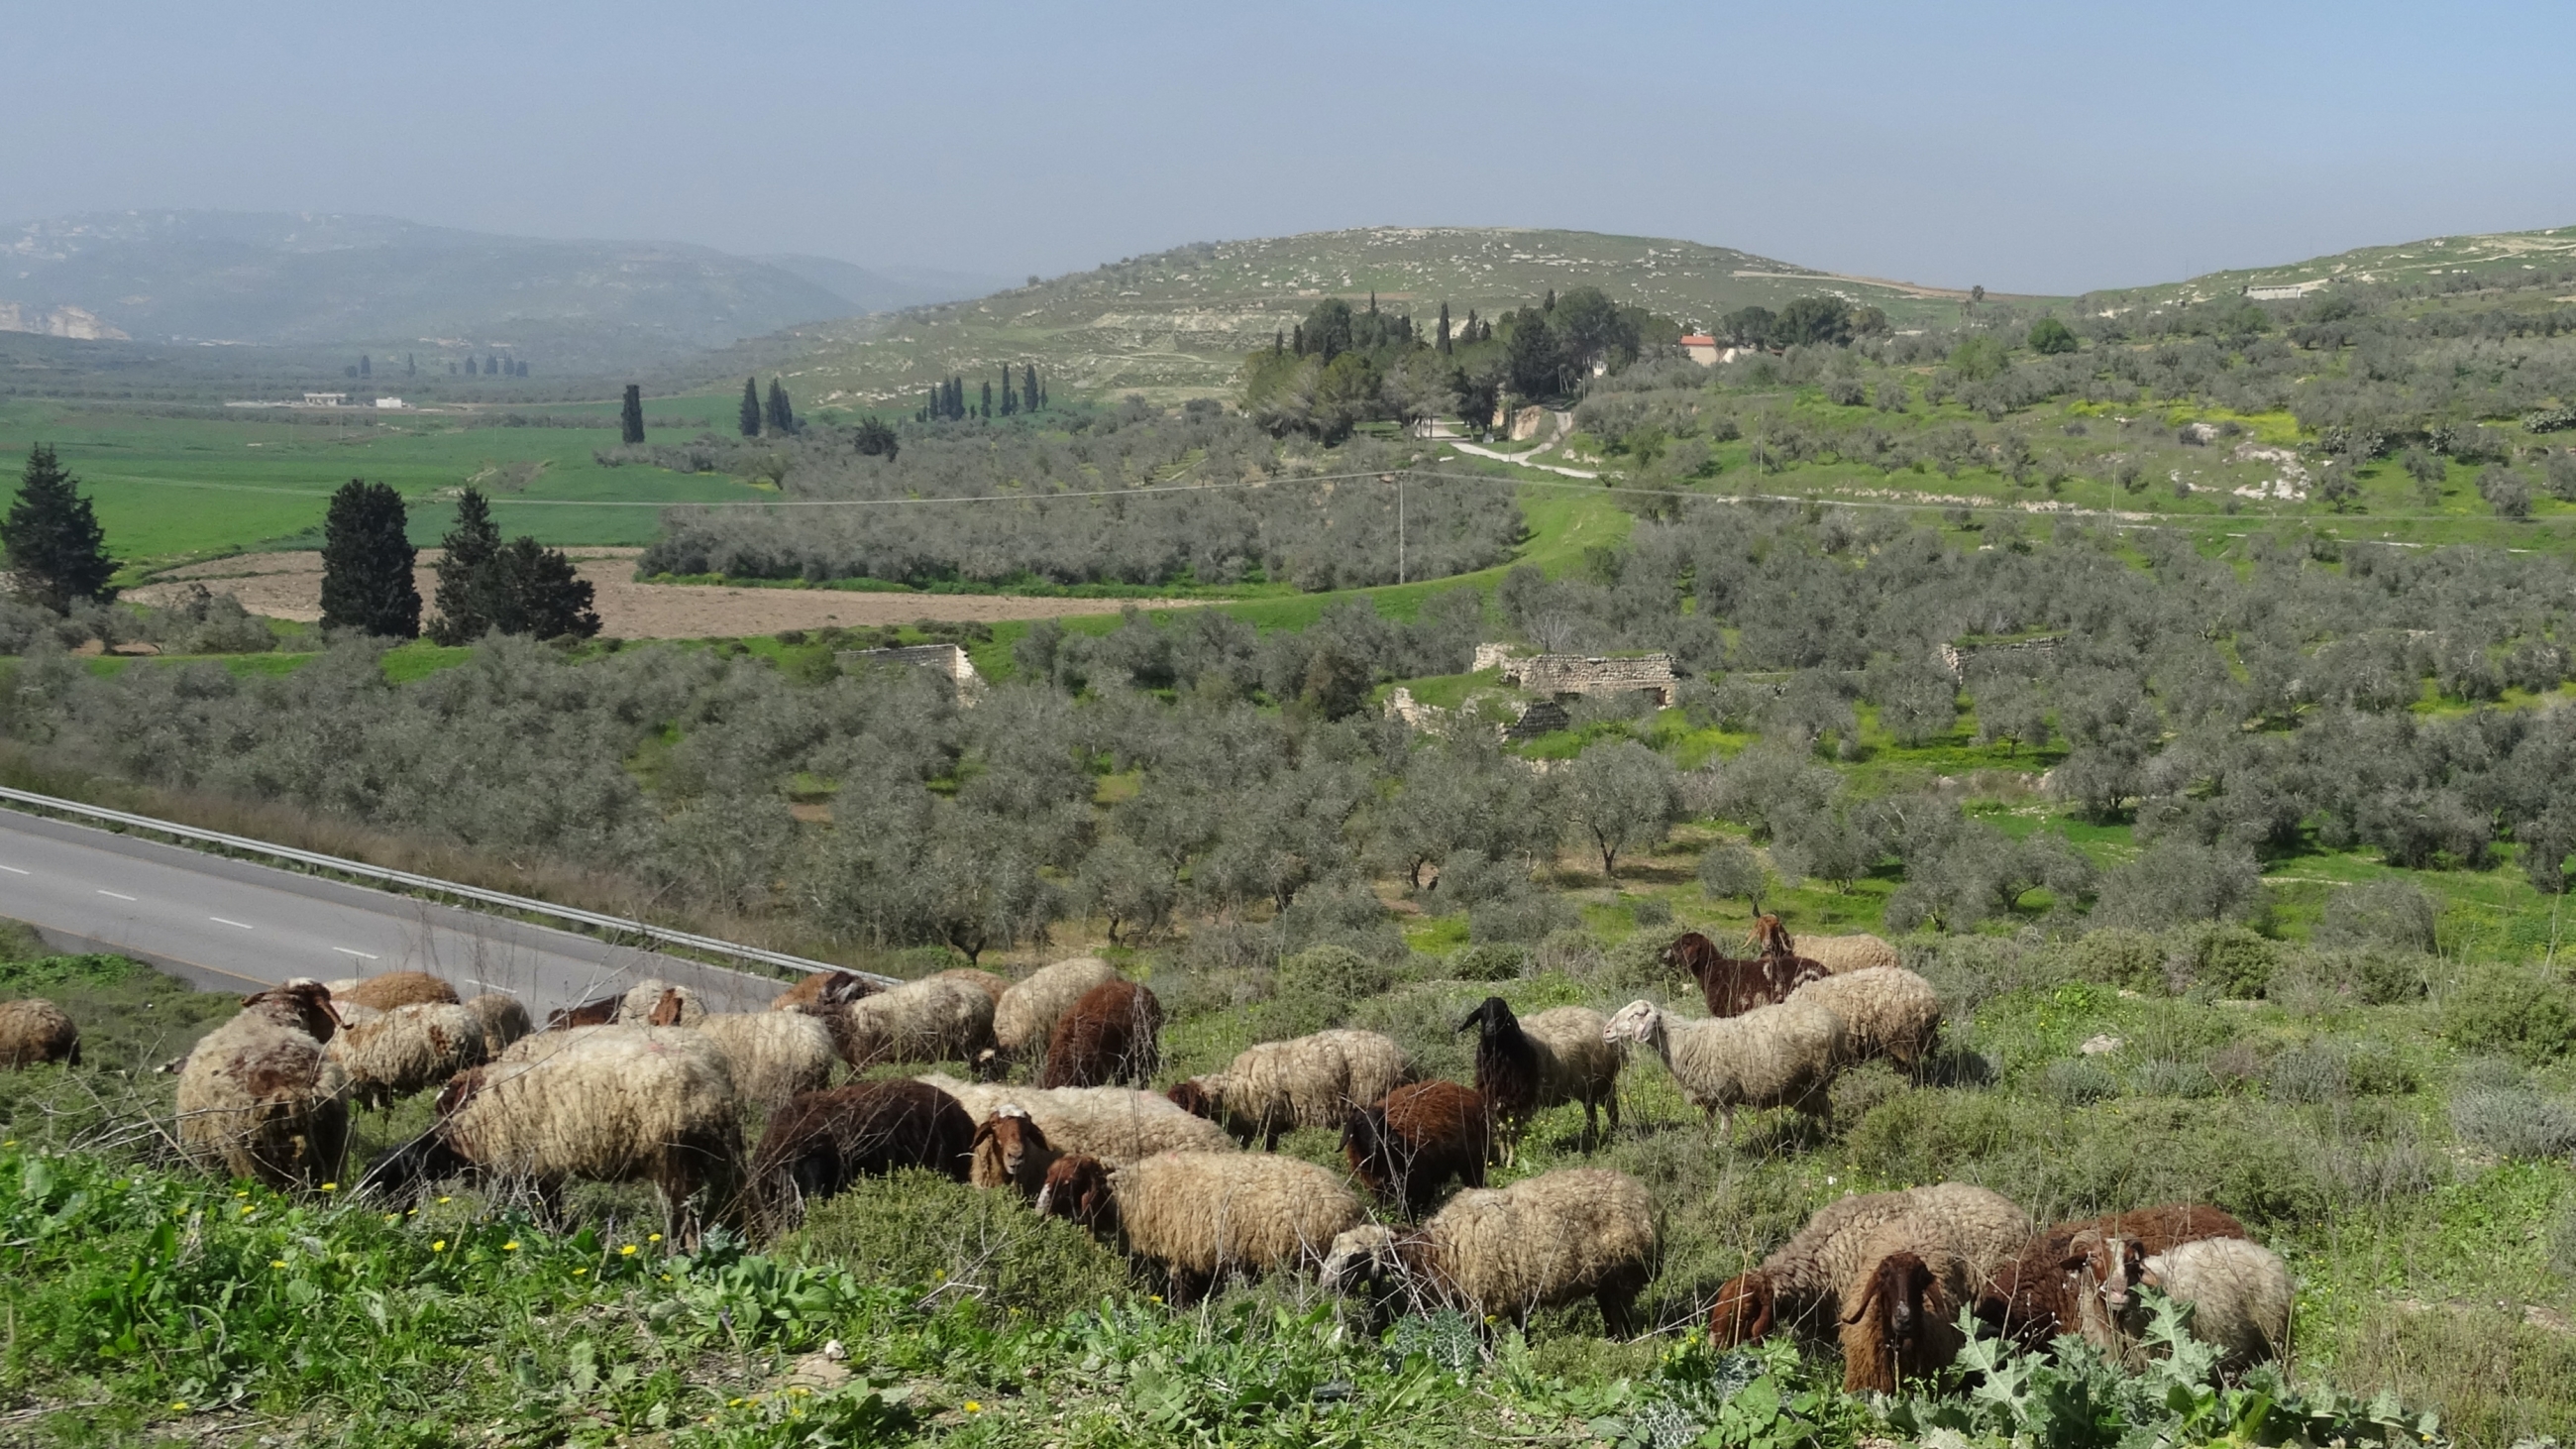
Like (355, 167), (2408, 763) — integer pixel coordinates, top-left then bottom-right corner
(1841, 1274), (1883, 1326)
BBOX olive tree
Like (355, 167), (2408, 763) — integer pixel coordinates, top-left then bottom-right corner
(1557, 739), (1681, 879)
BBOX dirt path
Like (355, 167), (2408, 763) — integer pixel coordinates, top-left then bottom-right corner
(130, 552), (1206, 637)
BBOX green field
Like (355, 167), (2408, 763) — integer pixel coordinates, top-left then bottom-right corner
(0, 396), (766, 568)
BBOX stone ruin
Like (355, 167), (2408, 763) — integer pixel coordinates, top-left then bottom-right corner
(1473, 644), (1678, 707)
(837, 642), (986, 697)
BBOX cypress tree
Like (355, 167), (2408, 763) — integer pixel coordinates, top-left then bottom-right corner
(1438, 301), (1451, 355)
(766, 378), (795, 434)
(3, 444), (115, 613)
(980, 380), (993, 417)
(739, 378), (762, 437)
(405, 353), (416, 377)
(486, 536), (600, 640)
(1292, 323), (1305, 356)
(1000, 371), (1016, 415)
(428, 486), (501, 644)
(1025, 364), (1039, 412)
(360, 355), (372, 379)
(1273, 330), (1285, 357)
(618, 384), (646, 445)
(318, 480), (420, 638)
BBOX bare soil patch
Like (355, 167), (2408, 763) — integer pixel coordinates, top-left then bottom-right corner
(130, 552), (1202, 637)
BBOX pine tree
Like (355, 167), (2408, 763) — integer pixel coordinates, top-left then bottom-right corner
(486, 536), (599, 640)
(739, 378), (762, 437)
(318, 480), (420, 638)
(428, 486), (501, 644)
(3, 444), (115, 613)
(618, 384), (646, 445)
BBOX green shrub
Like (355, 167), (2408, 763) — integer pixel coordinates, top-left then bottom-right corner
(2317, 879), (2440, 954)
(1627, 895), (1673, 929)
(785, 1171), (1131, 1317)
(1250, 944), (1393, 1036)
(2179, 924), (2279, 998)
(1591, 933), (1672, 992)
(2071, 928), (2165, 992)
(1468, 892), (1577, 945)
(2265, 1044), (2350, 1104)
(2442, 963), (2576, 1062)
(2044, 1057), (2121, 1105)
(1445, 943), (1528, 982)
(2448, 1086), (2576, 1159)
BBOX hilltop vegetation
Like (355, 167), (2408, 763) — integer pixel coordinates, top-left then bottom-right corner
(721, 226), (1997, 408)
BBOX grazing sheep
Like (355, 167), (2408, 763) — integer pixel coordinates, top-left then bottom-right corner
(1836, 1193), (2036, 1393)
(1710, 1182), (2025, 1350)
(751, 1079), (974, 1227)
(1035, 1149), (1363, 1305)
(1167, 1029), (1412, 1151)
(2125, 1236), (2293, 1373)
(1322, 1169), (1658, 1336)
(1604, 998), (1845, 1137)
(359, 1025), (744, 1246)
(332, 971), (458, 1013)
(620, 979), (704, 1027)
(1664, 932), (1824, 1017)
(1036, 979), (1162, 1089)
(936, 967), (1012, 1005)
(326, 1001), (486, 1109)
(1798, 934), (1901, 976)
(1785, 967), (1943, 1068)
(693, 1011), (839, 1108)
(771, 969), (877, 1014)
(1342, 1080), (1492, 1215)
(982, 956), (1122, 1075)
(1979, 1204), (2248, 1353)
(1457, 998), (1621, 1161)
(830, 972), (998, 1067)
(924, 1074), (1236, 1192)
(0, 998), (79, 1067)
(177, 980), (349, 1189)
(462, 993), (531, 1054)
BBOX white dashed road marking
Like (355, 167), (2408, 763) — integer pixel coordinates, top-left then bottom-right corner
(97, 889), (137, 901)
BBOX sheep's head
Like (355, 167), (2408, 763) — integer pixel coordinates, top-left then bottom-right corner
(1033, 1154), (1114, 1231)
(1602, 1000), (1662, 1047)
(1320, 1225), (1403, 1293)
(1844, 1251), (1938, 1345)
(1340, 1106), (1392, 1183)
(1661, 933), (1715, 980)
(1708, 1271), (1775, 1347)
(645, 989), (687, 1027)
(1455, 996), (1516, 1038)
(1165, 1079), (1215, 1119)
(251, 980), (343, 1042)
(2067, 1231), (2146, 1315)
(971, 1106), (1049, 1194)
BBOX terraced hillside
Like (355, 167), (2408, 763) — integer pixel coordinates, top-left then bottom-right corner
(715, 227), (2039, 408)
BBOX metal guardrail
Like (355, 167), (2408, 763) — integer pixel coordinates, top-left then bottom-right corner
(0, 784), (899, 987)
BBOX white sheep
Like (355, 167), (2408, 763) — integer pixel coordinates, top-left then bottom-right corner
(325, 1001), (486, 1109)
(915, 1072), (1235, 1193)
(1710, 1181), (2024, 1350)
(1323, 1168), (1659, 1336)
(982, 956), (1123, 1074)
(618, 978), (705, 1026)
(1785, 967), (1942, 1068)
(1603, 997), (1845, 1136)
(1799, 933), (1901, 975)
(462, 993), (532, 1055)
(1457, 998), (1623, 1160)
(1035, 1149), (1363, 1305)
(2125, 1236), (2294, 1373)
(176, 981), (350, 1189)
(0, 998), (79, 1067)
(1166, 1029), (1413, 1150)
(829, 972), (997, 1067)
(359, 1025), (744, 1245)
(693, 1011), (838, 1108)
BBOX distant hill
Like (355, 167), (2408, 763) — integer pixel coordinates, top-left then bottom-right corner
(722, 226), (2027, 409)
(753, 254), (1015, 314)
(0, 211), (886, 372)
(2081, 224), (2576, 309)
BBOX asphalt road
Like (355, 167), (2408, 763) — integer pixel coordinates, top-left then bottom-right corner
(0, 807), (790, 1017)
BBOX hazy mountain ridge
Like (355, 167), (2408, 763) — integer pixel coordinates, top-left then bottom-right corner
(0, 211), (983, 372)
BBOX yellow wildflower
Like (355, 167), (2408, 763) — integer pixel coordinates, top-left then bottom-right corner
(269, 1259), (288, 1270)
(965, 1400), (984, 1413)
(431, 1240), (448, 1252)
(503, 1241), (520, 1251)
(621, 1244), (638, 1256)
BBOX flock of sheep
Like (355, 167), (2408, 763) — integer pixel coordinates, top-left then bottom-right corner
(0, 921), (2293, 1393)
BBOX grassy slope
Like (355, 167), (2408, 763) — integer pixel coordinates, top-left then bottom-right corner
(703, 226), (2023, 411)
(2083, 223), (2576, 307)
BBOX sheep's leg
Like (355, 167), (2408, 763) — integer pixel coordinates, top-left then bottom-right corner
(1603, 1091), (1619, 1135)
(1581, 1099), (1599, 1150)
(1598, 1278), (1643, 1340)
(1164, 1266), (1214, 1308)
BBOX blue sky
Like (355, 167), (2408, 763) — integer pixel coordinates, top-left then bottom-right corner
(10, 0), (2572, 294)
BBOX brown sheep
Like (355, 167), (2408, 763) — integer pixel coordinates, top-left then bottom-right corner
(1978, 1203), (2248, 1353)
(771, 969), (878, 1014)
(1841, 1247), (1971, 1393)
(542, 991), (623, 1031)
(0, 998), (80, 1067)
(332, 971), (458, 1013)
(462, 993), (532, 1055)
(751, 1079), (974, 1227)
(1035, 979), (1162, 1089)
(1710, 1182), (2025, 1351)
(1664, 932), (1825, 1017)
(1341, 1080), (1491, 1215)
(969, 1106), (1053, 1196)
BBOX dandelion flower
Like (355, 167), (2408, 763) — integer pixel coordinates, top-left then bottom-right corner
(432, 1240), (448, 1253)
(621, 1244), (638, 1257)
(572, 1268), (588, 1277)
(503, 1241), (520, 1251)
(170, 1402), (188, 1412)
(320, 1182), (338, 1191)
(648, 1233), (662, 1243)
(437, 1195), (452, 1204)
(965, 1400), (984, 1413)
(269, 1259), (287, 1270)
